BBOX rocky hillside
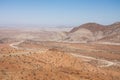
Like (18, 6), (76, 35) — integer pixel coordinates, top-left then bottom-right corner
(63, 22), (120, 43)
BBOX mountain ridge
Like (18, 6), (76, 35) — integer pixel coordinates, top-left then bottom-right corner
(64, 22), (120, 43)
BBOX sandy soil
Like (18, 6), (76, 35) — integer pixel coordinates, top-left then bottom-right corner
(0, 40), (119, 80)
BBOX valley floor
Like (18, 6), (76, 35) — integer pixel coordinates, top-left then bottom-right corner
(0, 40), (120, 80)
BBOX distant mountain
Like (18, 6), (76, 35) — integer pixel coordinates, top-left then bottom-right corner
(63, 22), (120, 43)
(0, 22), (120, 44)
(70, 23), (105, 33)
(99, 22), (120, 43)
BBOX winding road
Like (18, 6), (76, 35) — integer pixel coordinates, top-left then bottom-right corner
(7, 41), (120, 67)
(71, 53), (120, 67)
(9, 40), (24, 49)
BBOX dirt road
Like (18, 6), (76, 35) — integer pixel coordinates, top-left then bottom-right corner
(8, 41), (120, 68)
(71, 53), (120, 67)
(9, 40), (24, 49)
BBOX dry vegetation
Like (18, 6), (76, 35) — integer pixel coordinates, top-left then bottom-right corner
(0, 22), (120, 80)
(19, 40), (120, 61)
(0, 44), (25, 54)
(0, 47), (119, 80)
(0, 40), (119, 80)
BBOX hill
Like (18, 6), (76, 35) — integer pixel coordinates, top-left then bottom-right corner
(64, 22), (120, 43)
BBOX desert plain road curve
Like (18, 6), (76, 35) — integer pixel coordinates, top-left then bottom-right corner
(6, 41), (120, 68)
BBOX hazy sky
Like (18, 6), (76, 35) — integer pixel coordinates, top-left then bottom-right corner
(0, 0), (120, 26)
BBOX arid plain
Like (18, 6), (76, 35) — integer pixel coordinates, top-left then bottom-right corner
(0, 22), (120, 80)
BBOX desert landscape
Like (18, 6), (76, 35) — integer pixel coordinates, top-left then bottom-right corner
(0, 22), (120, 80)
(0, 0), (120, 79)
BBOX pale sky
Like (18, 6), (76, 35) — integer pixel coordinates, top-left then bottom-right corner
(0, 0), (120, 26)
